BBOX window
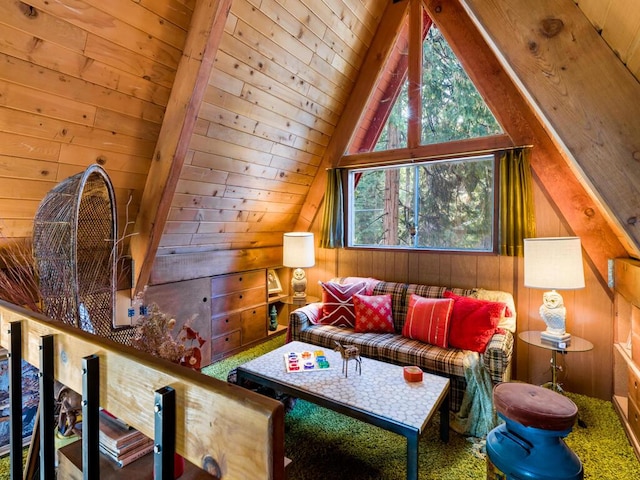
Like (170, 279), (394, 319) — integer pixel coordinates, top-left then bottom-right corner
(348, 155), (496, 252)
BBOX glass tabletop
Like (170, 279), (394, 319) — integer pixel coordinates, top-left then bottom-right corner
(519, 330), (594, 353)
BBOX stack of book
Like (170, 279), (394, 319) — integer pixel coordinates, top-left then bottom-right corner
(99, 410), (154, 468)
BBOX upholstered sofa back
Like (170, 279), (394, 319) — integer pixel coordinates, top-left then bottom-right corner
(332, 277), (517, 334)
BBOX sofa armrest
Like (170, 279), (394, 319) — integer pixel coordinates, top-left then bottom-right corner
(287, 303), (323, 342)
(483, 330), (514, 383)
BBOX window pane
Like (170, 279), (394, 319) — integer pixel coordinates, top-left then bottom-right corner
(416, 157), (494, 250)
(351, 166), (415, 247)
(421, 25), (503, 145)
(349, 156), (494, 252)
(373, 80), (409, 152)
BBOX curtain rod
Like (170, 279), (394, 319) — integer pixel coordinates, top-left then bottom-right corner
(334, 144), (534, 170)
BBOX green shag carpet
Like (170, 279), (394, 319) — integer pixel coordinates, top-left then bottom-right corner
(202, 334), (640, 480)
(2, 335), (638, 479)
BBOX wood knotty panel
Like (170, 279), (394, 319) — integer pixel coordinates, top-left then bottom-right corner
(0, 302), (285, 479)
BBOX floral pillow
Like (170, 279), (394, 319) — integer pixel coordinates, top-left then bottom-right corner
(402, 294), (454, 348)
(353, 294), (394, 333)
(317, 281), (367, 327)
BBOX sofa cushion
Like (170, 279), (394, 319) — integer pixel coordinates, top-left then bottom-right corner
(318, 281), (367, 327)
(445, 291), (505, 353)
(471, 288), (517, 332)
(353, 294), (394, 333)
(402, 294), (454, 348)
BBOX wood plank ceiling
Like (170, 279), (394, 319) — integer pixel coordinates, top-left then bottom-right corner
(0, 0), (639, 285)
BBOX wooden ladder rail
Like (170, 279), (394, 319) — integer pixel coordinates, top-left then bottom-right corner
(0, 301), (285, 479)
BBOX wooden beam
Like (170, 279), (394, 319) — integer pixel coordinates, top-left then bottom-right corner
(130, 0), (233, 294)
(423, 0), (629, 289)
(294, 0), (409, 231)
(407, 0), (423, 148)
(149, 246), (282, 285)
(457, 0), (640, 256)
(340, 134), (514, 168)
(0, 302), (285, 479)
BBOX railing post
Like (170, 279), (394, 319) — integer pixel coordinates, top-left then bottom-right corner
(39, 334), (55, 480)
(82, 354), (100, 480)
(153, 386), (176, 480)
(8, 321), (23, 480)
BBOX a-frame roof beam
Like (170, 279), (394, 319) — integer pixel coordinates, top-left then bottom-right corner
(424, 0), (629, 288)
(130, 0), (232, 293)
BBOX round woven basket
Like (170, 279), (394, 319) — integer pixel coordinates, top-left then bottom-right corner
(33, 164), (133, 344)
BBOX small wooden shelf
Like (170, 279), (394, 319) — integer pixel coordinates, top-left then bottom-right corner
(268, 293), (288, 304)
(268, 324), (287, 336)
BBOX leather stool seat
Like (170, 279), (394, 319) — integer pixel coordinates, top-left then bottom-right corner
(493, 382), (578, 431)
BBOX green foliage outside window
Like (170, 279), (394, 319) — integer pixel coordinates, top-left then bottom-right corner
(350, 156), (495, 251)
(374, 25), (502, 151)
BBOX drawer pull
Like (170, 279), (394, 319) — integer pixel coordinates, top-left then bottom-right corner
(225, 319), (229, 324)
(239, 294), (243, 299)
(225, 337), (229, 342)
(239, 277), (243, 282)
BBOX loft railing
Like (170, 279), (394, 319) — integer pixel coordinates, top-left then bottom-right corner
(0, 300), (285, 479)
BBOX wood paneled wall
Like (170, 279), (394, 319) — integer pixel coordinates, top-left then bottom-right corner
(0, 0), (192, 242)
(307, 179), (614, 401)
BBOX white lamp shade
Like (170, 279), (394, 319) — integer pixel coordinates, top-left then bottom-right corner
(283, 232), (315, 268)
(524, 237), (585, 290)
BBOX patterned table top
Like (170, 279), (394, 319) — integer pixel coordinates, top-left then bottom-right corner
(238, 341), (450, 433)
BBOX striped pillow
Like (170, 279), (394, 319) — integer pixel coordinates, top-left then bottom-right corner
(402, 294), (454, 348)
(318, 281), (367, 327)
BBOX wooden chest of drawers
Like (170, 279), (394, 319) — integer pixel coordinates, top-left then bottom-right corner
(210, 269), (267, 361)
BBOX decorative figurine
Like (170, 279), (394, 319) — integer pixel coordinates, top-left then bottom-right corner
(269, 304), (278, 331)
(334, 341), (362, 378)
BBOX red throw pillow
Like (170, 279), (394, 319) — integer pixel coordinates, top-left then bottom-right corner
(402, 294), (454, 348)
(444, 291), (506, 353)
(353, 294), (395, 333)
(319, 281), (367, 327)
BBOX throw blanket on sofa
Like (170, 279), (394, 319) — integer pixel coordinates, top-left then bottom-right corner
(451, 351), (498, 437)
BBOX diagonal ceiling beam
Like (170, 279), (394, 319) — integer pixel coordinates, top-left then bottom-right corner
(294, 0), (409, 231)
(424, 0), (629, 289)
(130, 0), (232, 293)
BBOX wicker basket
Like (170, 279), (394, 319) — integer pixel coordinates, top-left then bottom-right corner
(33, 164), (133, 344)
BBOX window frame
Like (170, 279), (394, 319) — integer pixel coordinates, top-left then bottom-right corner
(344, 152), (500, 254)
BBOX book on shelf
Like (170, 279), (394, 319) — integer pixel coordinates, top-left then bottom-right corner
(99, 409), (144, 450)
(100, 439), (154, 468)
(98, 409), (154, 468)
(99, 434), (153, 458)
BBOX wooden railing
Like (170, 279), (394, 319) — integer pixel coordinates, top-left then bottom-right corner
(0, 300), (285, 479)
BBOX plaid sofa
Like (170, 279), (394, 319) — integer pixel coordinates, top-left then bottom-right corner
(288, 279), (515, 412)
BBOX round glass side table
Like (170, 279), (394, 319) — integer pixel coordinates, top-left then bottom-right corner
(518, 331), (594, 393)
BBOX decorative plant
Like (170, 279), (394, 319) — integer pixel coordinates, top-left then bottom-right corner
(131, 303), (205, 371)
(0, 237), (41, 313)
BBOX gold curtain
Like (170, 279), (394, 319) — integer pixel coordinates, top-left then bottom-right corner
(499, 148), (536, 256)
(319, 168), (344, 249)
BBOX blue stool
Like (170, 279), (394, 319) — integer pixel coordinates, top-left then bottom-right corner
(486, 383), (583, 480)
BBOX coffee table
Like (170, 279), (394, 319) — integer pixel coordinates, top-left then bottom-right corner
(236, 341), (450, 480)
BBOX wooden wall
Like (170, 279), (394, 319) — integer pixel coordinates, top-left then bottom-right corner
(306, 178), (614, 401)
(0, 0), (192, 242)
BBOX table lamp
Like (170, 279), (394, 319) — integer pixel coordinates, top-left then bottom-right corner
(524, 237), (585, 343)
(283, 232), (315, 299)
